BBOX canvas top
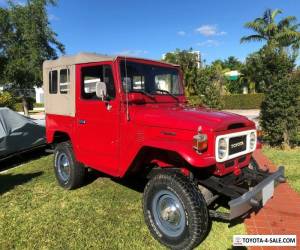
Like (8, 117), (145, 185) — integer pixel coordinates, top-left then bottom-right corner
(43, 52), (179, 68)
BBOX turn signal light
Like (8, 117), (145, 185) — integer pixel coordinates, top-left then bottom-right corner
(257, 130), (263, 139)
(193, 134), (208, 153)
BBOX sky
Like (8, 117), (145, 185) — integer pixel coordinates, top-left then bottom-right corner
(1, 0), (300, 64)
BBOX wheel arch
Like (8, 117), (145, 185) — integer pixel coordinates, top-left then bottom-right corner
(50, 131), (72, 144)
(121, 146), (191, 177)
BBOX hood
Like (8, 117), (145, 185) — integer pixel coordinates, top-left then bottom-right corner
(134, 105), (255, 132)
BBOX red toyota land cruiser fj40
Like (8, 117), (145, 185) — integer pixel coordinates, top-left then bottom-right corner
(43, 53), (285, 250)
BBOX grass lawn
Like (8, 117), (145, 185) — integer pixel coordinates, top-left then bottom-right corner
(0, 155), (245, 249)
(263, 147), (300, 194)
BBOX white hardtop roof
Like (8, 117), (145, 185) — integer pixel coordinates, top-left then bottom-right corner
(43, 52), (179, 69)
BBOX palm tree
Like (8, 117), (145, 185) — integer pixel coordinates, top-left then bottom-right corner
(241, 9), (300, 51)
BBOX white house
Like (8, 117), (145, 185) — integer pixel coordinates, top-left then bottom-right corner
(34, 87), (44, 103)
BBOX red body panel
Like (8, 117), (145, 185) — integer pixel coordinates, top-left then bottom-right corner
(46, 57), (256, 177)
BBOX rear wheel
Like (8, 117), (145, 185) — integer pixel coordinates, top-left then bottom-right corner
(54, 141), (85, 190)
(143, 172), (209, 250)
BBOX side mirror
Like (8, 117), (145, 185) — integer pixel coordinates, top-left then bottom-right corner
(96, 81), (107, 101)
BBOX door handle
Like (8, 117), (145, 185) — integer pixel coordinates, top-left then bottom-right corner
(79, 119), (86, 125)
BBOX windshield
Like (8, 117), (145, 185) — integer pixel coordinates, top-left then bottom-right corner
(119, 60), (183, 95)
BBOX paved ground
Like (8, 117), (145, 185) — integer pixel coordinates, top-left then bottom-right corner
(246, 149), (300, 250)
(224, 109), (260, 127)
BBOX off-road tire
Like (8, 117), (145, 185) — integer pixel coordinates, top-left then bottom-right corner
(143, 172), (209, 250)
(54, 141), (85, 190)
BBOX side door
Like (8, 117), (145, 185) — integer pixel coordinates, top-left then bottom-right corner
(75, 62), (120, 176)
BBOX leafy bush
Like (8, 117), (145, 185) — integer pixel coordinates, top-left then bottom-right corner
(260, 76), (300, 147)
(13, 102), (23, 112)
(163, 49), (223, 109)
(188, 85), (223, 110)
(14, 96), (34, 111)
(0, 91), (16, 109)
(34, 102), (44, 108)
(221, 93), (264, 109)
(243, 45), (295, 93)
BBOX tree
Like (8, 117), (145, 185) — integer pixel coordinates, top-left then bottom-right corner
(242, 45), (295, 92)
(241, 8), (300, 53)
(1, 0), (64, 115)
(222, 56), (243, 71)
(0, 8), (10, 85)
(260, 75), (300, 147)
(163, 49), (222, 109)
(163, 48), (199, 97)
(250, 45), (298, 148)
(195, 66), (223, 109)
(210, 57), (243, 94)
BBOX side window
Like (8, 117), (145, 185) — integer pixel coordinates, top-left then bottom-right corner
(60, 69), (70, 94)
(81, 65), (116, 100)
(132, 75), (145, 90)
(155, 74), (180, 94)
(49, 70), (58, 94)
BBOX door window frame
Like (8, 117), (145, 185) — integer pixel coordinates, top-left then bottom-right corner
(78, 61), (118, 103)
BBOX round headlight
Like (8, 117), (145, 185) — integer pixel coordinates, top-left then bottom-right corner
(250, 132), (256, 150)
(218, 138), (227, 159)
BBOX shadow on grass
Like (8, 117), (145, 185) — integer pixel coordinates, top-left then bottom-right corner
(0, 171), (43, 195)
(83, 169), (148, 193)
(112, 176), (148, 193)
(84, 169), (107, 186)
(0, 147), (49, 172)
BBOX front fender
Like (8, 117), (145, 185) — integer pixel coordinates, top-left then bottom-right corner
(118, 126), (216, 177)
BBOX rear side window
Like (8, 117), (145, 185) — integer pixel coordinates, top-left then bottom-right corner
(60, 69), (70, 94)
(49, 70), (58, 94)
(81, 65), (116, 100)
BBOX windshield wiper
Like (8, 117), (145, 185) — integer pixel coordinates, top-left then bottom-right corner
(130, 90), (156, 100)
(151, 89), (179, 102)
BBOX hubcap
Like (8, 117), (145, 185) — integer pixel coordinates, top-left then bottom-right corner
(56, 152), (71, 183)
(152, 190), (186, 237)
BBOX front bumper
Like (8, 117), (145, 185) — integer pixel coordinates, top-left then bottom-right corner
(228, 166), (285, 220)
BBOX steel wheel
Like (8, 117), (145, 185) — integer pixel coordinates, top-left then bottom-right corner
(56, 152), (71, 183)
(143, 172), (209, 250)
(152, 190), (186, 238)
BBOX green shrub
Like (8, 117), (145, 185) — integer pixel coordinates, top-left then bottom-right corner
(13, 102), (24, 112)
(221, 93), (264, 109)
(0, 91), (16, 109)
(34, 102), (44, 108)
(260, 76), (300, 147)
(15, 96), (34, 111)
(188, 85), (223, 110)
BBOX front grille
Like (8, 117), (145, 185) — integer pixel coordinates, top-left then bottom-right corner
(229, 135), (247, 155)
(238, 155), (246, 163)
(224, 160), (235, 168)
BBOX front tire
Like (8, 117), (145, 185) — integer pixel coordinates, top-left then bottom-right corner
(143, 172), (209, 250)
(54, 141), (85, 190)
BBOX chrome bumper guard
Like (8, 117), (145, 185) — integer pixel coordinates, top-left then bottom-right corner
(228, 166), (285, 220)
